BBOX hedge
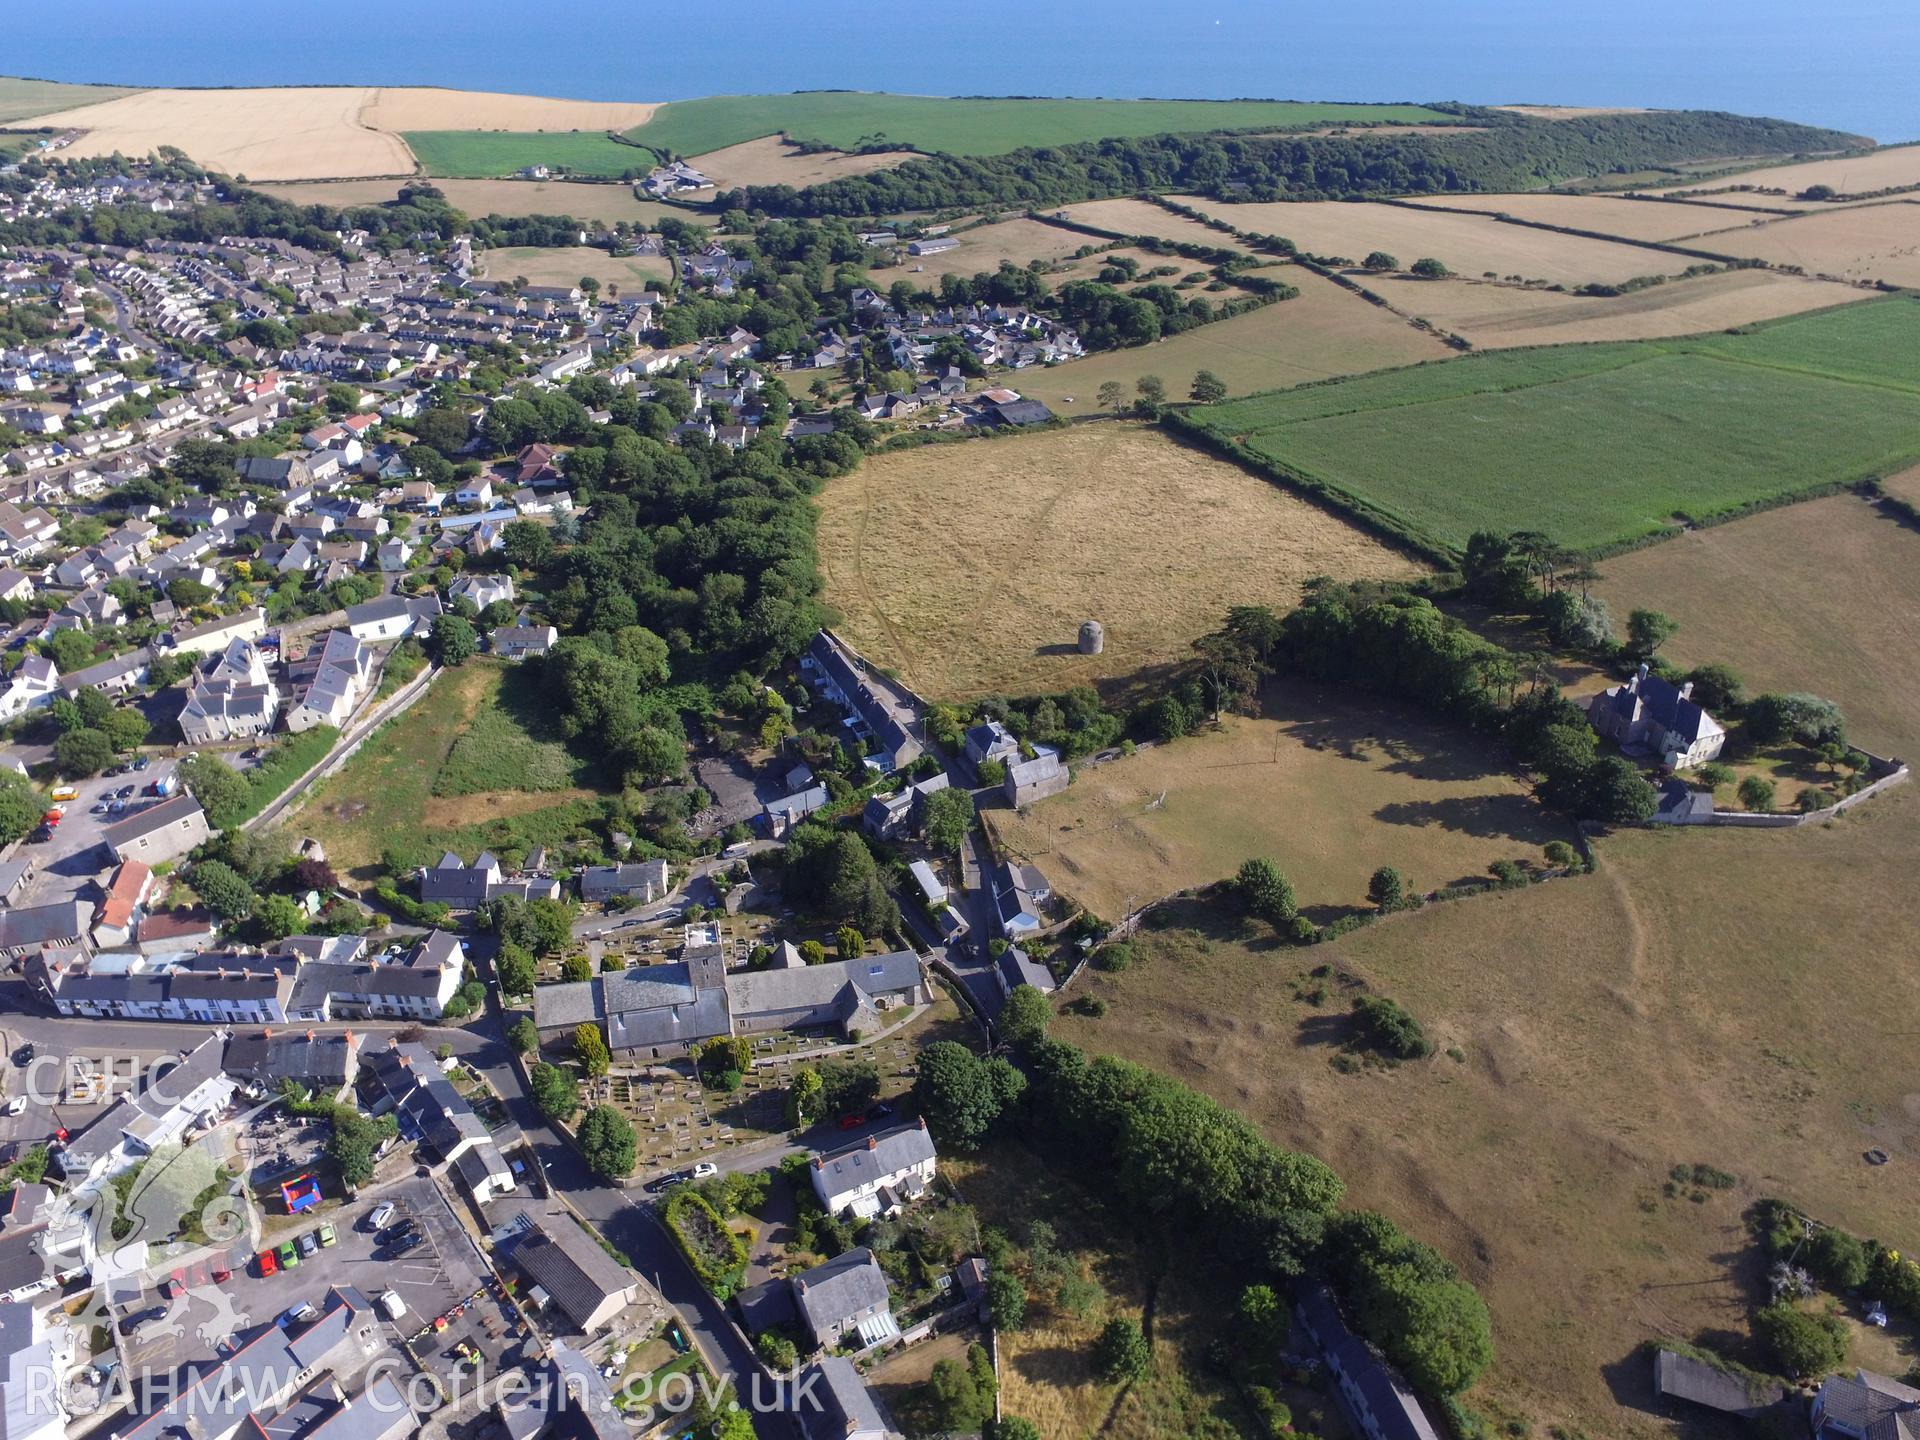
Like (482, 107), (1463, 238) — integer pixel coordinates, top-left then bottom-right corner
(663, 1189), (749, 1298)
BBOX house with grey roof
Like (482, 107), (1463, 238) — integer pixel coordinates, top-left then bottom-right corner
(360, 1039), (512, 1200)
(499, 1343), (628, 1440)
(0, 900), (89, 961)
(1005, 749), (1068, 808)
(993, 860), (1050, 939)
(0, 1299), (68, 1440)
(791, 1355), (896, 1440)
(101, 795), (209, 866)
(810, 1121), (937, 1221)
(1652, 1348), (1785, 1421)
(55, 1036), (235, 1187)
(804, 631), (923, 774)
(223, 1029), (362, 1099)
(1813, 1369), (1920, 1440)
(1588, 662), (1726, 771)
(493, 623), (558, 660)
(995, 945), (1055, 999)
(499, 1205), (638, 1335)
(1295, 1282), (1441, 1440)
(861, 770), (949, 841)
(578, 859), (670, 904)
(793, 1247), (897, 1350)
(345, 592), (442, 642)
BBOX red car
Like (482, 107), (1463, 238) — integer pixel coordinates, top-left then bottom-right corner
(257, 1249), (277, 1278)
(163, 1269), (187, 1300)
(210, 1257), (231, 1284)
(837, 1113), (864, 1131)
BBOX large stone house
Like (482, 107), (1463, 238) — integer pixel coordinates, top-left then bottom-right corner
(810, 1121), (938, 1221)
(1588, 662), (1726, 770)
(177, 637), (280, 744)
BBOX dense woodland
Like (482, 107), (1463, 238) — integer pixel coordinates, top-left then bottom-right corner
(718, 109), (1865, 216)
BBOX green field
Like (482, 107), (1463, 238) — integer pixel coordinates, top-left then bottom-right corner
(404, 130), (651, 179)
(1184, 295), (1920, 556)
(622, 93), (1459, 159)
(0, 76), (142, 125)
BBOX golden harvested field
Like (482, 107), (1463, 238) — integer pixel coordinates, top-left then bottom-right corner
(684, 136), (912, 190)
(1593, 493), (1920, 755)
(1060, 778), (1920, 1437)
(480, 245), (673, 289)
(30, 85), (657, 180)
(878, 217), (1098, 281)
(255, 177), (694, 226)
(991, 682), (1572, 920)
(1362, 268), (1868, 348)
(1017, 265), (1451, 411)
(1051, 197), (1251, 253)
(1881, 461), (1920, 506)
(816, 423), (1425, 699)
(1495, 104), (1650, 119)
(1412, 191), (1775, 242)
(1705, 144), (1920, 197)
(1684, 201), (1920, 285)
(1172, 196), (1691, 285)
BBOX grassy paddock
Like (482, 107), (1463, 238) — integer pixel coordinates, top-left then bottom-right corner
(480, 244), (673, 289)
(0, 76), (142, 125)
(290, 661), (604, 878)
(1186, 295), (1920, 556)
(622, 93), (1459, 159)
(816, 423), (1425, 700)
(989, 681), (1574, 921)
(405, 130), (650, 179)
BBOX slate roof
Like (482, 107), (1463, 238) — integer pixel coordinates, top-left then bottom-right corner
(793, 1356), (890, 1440)
(726, 951), (922, 1023)
(792, 1247), (891, 1339)
(504, 1209), (635, 1333)
(813, 1122), (936, 1198)
(1817, 1370), (1920, 1440)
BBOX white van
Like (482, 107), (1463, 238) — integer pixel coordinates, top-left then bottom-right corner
(378, 1290), (406, 1322)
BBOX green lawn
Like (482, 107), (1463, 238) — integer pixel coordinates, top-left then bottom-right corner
(404, 130), (651, 180)
(0, 76), (141, 125)
(623, 93), (1460, 159)
(1185, 294), (1920, 557)
(433, 665), (586, 797)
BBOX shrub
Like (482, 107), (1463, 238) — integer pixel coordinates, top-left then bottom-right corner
(1755, 1302), (1847, 1378)
(1488, 859), (1528, 888)
(1542, 840), (1577, 867)
(1352, 995), (1433, 1059)
(1236, 856), (1297, 924)
(577, 1105), (637, 1179)
(1093, 1317), (1152, 1383)
(1737, 776), (1777, 813)
(1093, 941), (1134, 972)
(1695, 761), (1736, 789)
(986, 1268), (1027, 1331)
(507, 1017), (539, 1054)
(1367, 865), (1405, 910)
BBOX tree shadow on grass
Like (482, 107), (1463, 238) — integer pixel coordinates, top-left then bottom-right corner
(1295, 1013), (1355, 1050)
(1373, 793), (1555, 842)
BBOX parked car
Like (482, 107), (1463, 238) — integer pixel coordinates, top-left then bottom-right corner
(386, 1232), (424, 1258)
(837, 1113), (865, 1131)
(131, 756), (149, 771)
(116, 784), (135, 799)
(210, 1256), (231, 1284)
(866, 1102), (895, 1120)
(278, 1302), (318, 1328)
(277, 1241), (298, 1269)
(5, 1097), (26, 1117)
(118, 1306), (166, 1336)
(257, 1249), (277, 1277)
(13, 1045), (29, 1066)
(379, 1218), (416, 1244)
(691, 1161), (718, 1179)
(645, 1173), (688, 1195)
(296, 1232), (319, 1258)
(366, 1201), (395, 1231)
(317, 1223), (336, 1248)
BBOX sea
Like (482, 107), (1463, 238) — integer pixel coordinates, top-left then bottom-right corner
(12, 0), (1920, 143)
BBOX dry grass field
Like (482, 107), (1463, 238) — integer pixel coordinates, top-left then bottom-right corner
(1683, 201), (1920, 286)
(1172, 196), (1694, 286)
(1881, 461), (1920, 506)
(1059, 776), (1920, 1437)
(255, 177), (695, 227)
(1363, 268), (1868, 348)
(480, 245), (673, 289)
(878, 217), (1100, 282)
(1051, 198), (1252, 253)
(1017, 266), (1452, 411)
(1412, 191), (1779, 242)
(1495, 104), (1649, 119)
(0, 77), (142, 125)
(816, 423), (1424, 700)
(1592, 493), (1920, 755)
(991, 682), (1573, 920)
(684, 135), (912, 190)
(1704, 144), (1920, 197)
(30, 85), (657, 180)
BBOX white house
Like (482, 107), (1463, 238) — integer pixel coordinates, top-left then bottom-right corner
(1587, 662), (1726, 771)
(346, 593), (442, 642)
(0, 656), (59, 722)
(810, 1120), (938, 1221)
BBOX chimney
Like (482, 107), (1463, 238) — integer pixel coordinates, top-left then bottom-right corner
(866, 1137), (877, 1151)
(1677, 681), (1694, 701)
(1635, 661), (1650, 685)
(305, 1029), (315, 1043)
(811, 1155), (822, 1169)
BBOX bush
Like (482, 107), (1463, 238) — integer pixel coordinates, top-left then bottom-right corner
(986, 1267), (1026, 1330)
(1093, 941), (1133, 972)
(1352, 995), (1433, 1059)
(1696, 761), (1736, 789)
(1236, 856), (1296, 924)
(528, 1062), (579, 1121)
(1093, 1317), (1152, 1383)
(1543, 840), (1577, 867)
(1367, 865), (1405, 910)
(1738, 776), (1777, 813)
(508, 1017), (539, 1054)
(1755, 1302), (1848, 1378)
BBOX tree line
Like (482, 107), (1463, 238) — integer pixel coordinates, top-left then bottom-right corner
(716, 110), (1863, 218)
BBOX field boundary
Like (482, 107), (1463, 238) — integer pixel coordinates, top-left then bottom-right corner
(251, 660), (441, 832)
(1654, 754), (1910, 828)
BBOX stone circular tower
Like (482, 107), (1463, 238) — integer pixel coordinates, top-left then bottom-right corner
(1078, 620), (1105, 655)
